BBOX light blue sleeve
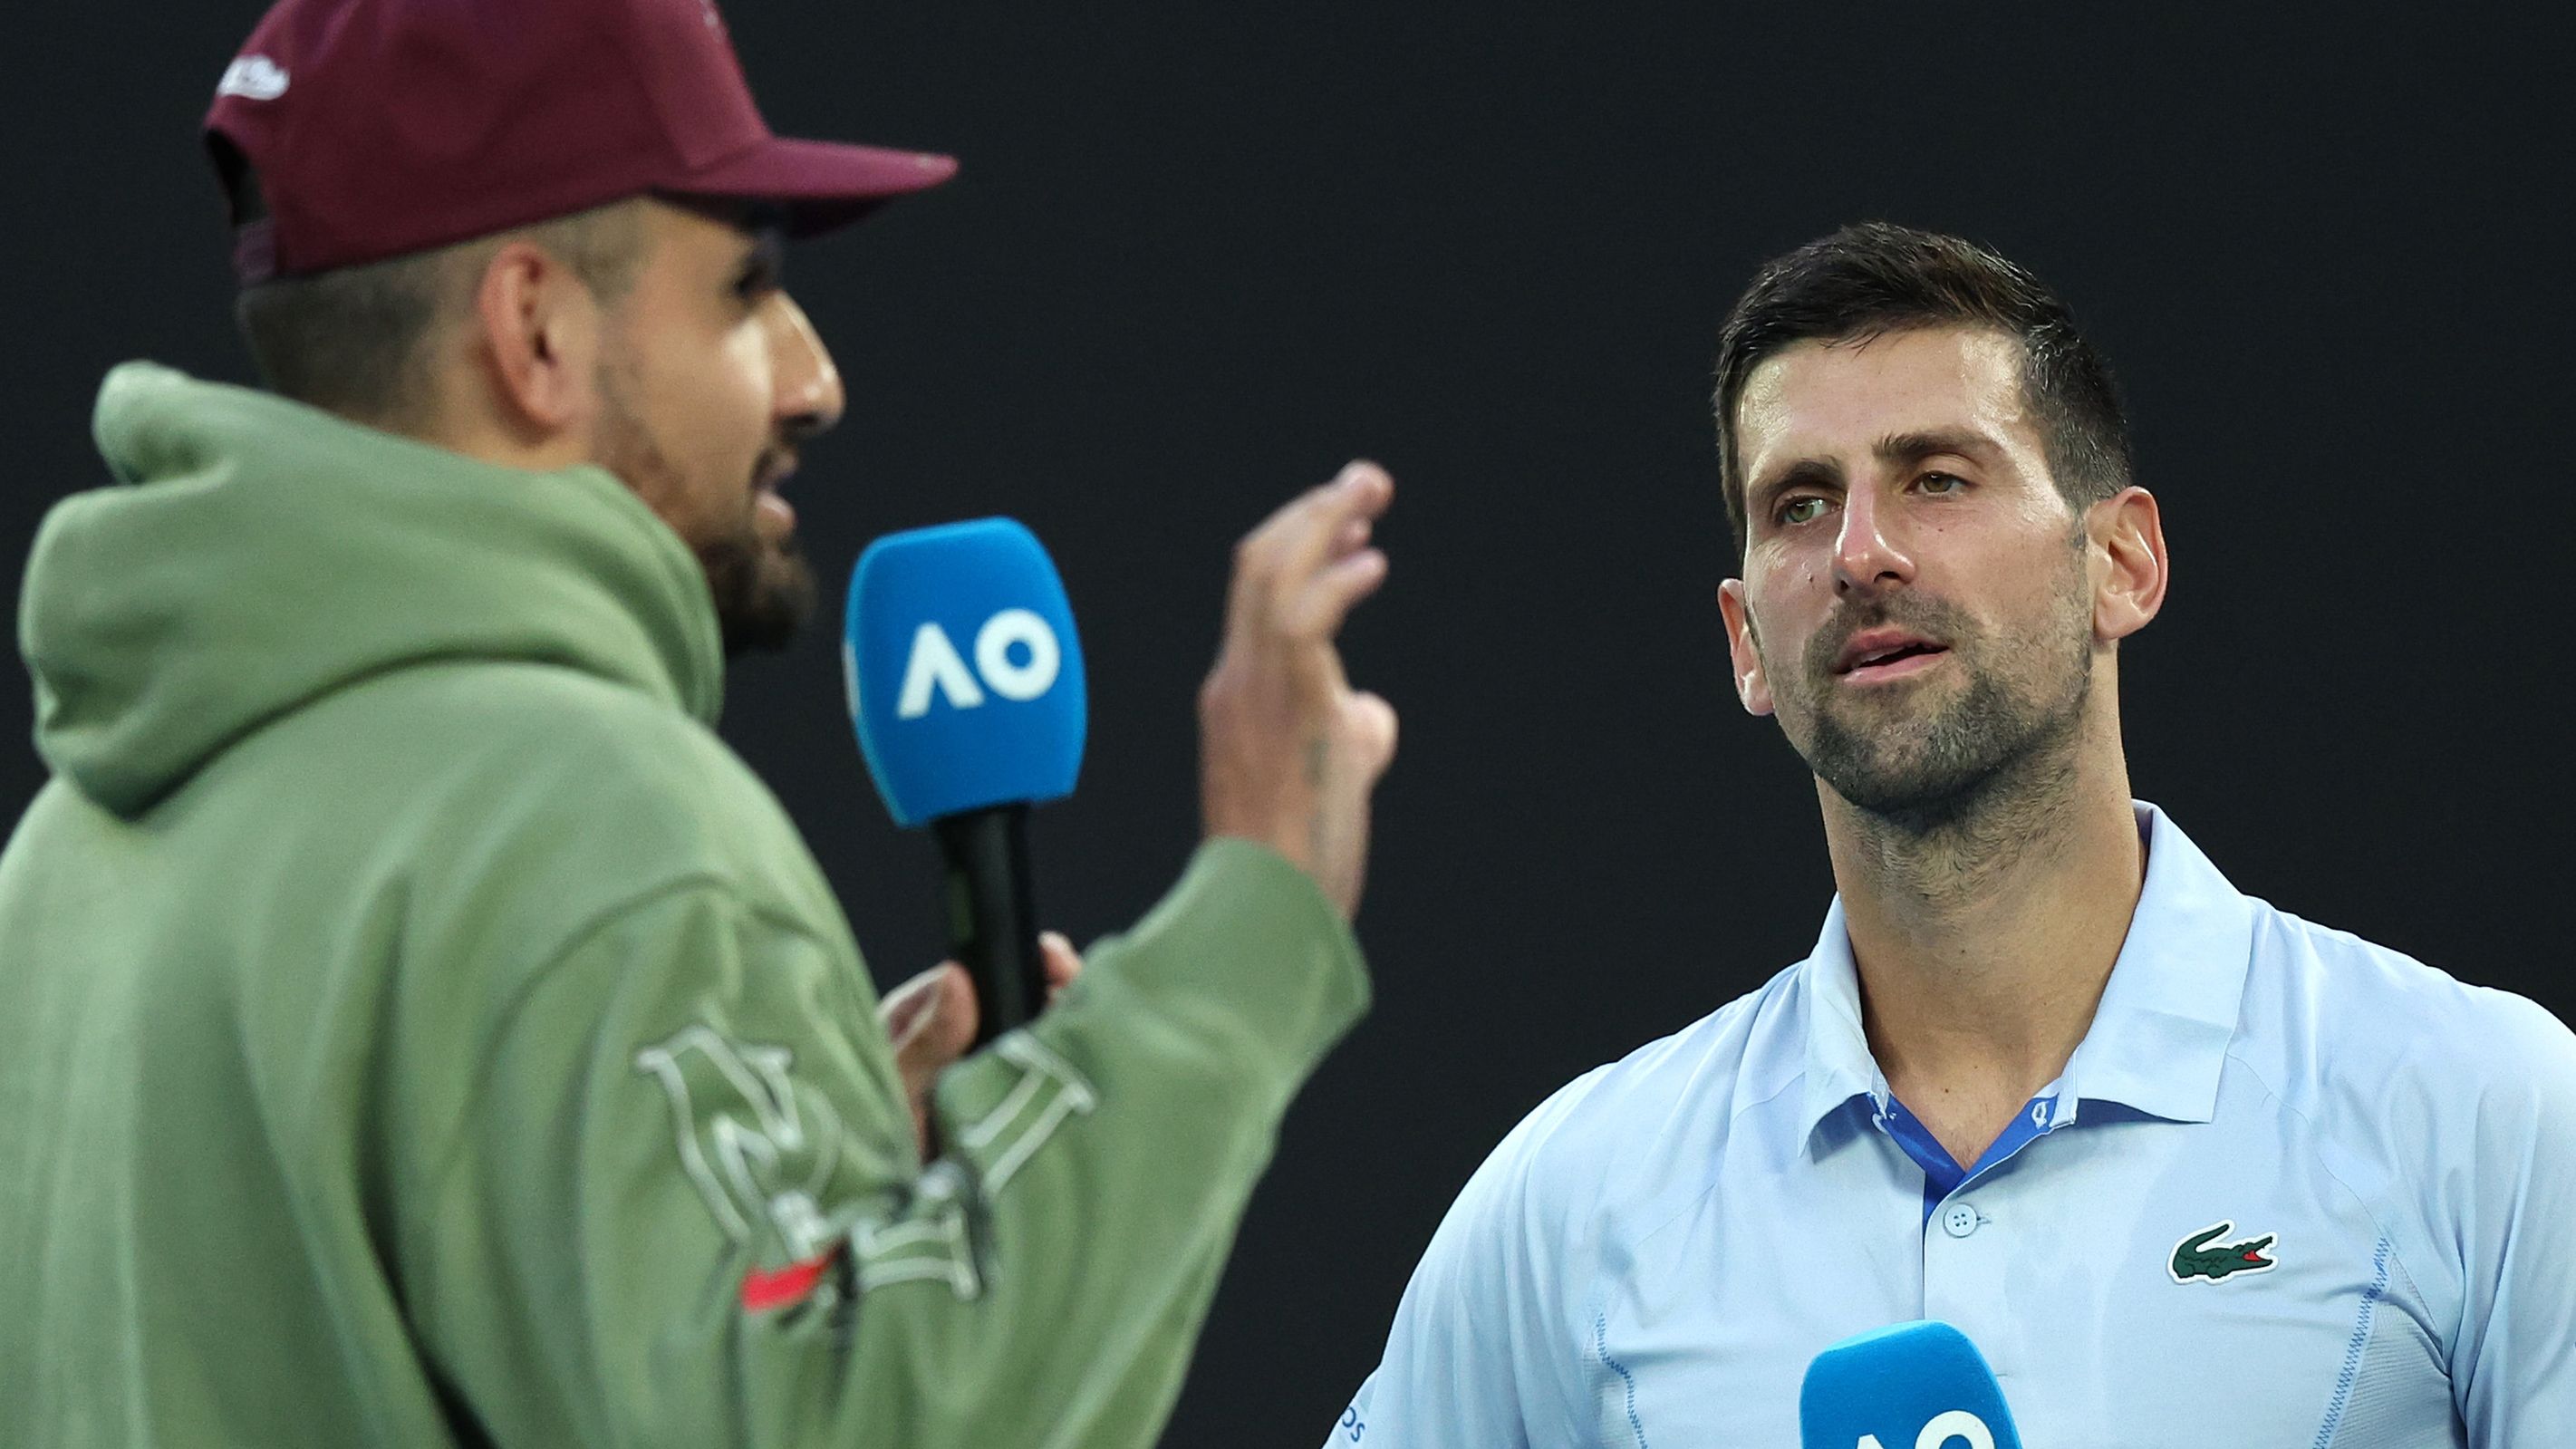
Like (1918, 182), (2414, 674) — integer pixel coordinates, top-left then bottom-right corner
(1323, 1084), (1601, 1449)
(2452, 993), (2576, 1443)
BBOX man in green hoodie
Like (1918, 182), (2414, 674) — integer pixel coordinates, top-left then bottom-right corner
(0, 0), (1399, 1444)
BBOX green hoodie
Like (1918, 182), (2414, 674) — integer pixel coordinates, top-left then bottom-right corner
(0, 363), (1369, 1448)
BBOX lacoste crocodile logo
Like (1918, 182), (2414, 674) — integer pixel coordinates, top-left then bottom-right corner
(2168, 1221), (2278, 1283)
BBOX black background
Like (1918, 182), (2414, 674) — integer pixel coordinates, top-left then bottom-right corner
(5, 4), (2569, 1442)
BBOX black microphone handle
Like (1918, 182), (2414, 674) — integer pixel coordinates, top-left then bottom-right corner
(929, 804), (1047, 1048)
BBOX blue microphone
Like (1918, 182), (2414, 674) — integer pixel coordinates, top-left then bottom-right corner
(1799, 1320), (2023, 1449)
(845, 518), (1087, 1045)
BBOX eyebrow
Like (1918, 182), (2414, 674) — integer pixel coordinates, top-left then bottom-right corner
(1746, 459), (1843, 521)
(1873, 427), (2001, 468)
(1746, 428), (2006, 525)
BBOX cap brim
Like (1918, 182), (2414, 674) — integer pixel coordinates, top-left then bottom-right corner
(673, 136), (959, 237)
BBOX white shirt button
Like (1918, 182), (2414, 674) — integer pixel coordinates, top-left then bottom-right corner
(1942, 1203), (1980, 1239)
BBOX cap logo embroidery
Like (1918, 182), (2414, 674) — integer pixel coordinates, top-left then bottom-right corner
(2168, 1220), (2279, 1283)
(217, 55), (290, 101)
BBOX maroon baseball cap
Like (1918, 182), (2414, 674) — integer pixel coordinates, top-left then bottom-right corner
(205, 0), (957, 282)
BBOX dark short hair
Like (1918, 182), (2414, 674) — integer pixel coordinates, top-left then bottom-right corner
(1710, 221), (2132, 555)
(222, 153), (646, 428)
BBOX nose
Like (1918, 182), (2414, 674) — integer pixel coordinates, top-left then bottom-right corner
(766, 292), (844, 444)
(1831, 484), (1915, 601)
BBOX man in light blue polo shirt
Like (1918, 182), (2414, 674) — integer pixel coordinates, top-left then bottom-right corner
(1329, 224), (2575, 1446)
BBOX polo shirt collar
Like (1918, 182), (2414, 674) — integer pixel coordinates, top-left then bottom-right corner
(2057, 802), (2256, 1125)
(1795, 896), (1885, 1137)
(1793, 800), (2257, 1146)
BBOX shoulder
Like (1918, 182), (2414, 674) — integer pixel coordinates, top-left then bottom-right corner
(401, 656), (748, 778)
(261, 657), (844, 961)
(2233, 902), (2576, 1261)
(339, 658), (780, 836)
(1352, 980), (1821, 1444)
(2237, 903), (2576, 1113)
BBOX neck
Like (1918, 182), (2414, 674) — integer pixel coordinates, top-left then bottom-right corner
(1823, 705), (2146, 1139)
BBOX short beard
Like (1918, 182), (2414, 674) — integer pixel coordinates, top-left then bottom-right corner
(1774, 552), (2094, 844)
(696, 521), (815, 658)
(1806, 641), (2089, 837)
(593, 365), (816, 658)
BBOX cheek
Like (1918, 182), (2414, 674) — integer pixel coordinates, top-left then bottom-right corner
(1745, 561), (1831, 654)
(704, 328), (773, 444)
(1983, 549), (2094, 652)
(1763, 541), (1832, 603)
(665, 331), (775, 487)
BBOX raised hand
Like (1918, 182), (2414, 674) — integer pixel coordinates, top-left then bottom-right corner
(1197, 460), (1400, 919)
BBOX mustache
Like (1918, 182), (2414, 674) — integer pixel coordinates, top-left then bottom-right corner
(1801, 595), (1973, 678)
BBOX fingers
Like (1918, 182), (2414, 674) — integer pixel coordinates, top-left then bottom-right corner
(888, 939), (1079, 1066)
(1039, 930), (1084, 1005)
(883, 942), (1092, 1158)
(1346, 689), (1400, 778)
(1282, 543), (1391, 644)
(1327, 515), (1374, 561)
(885, 962), (978, 1159)
(1269, 462), (1392, 601)
(1200, 460), (1397, 924)
(880, 961), (948, 1038)
(1225, 461), (1394, 643)
(886, 962), (977, 1089)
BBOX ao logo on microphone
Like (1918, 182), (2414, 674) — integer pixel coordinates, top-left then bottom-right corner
(894, 608), (1063, 717)
(1856, 1410), (1996, 1449)
(845, 517), (1086, 828)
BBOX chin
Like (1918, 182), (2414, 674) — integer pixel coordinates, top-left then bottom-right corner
(1797, 705), (2004, 817)
(704, 536), (817, 657)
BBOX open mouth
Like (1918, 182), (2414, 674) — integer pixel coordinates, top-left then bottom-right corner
(755, 488), (796, 531)
(1836, 641), (1949, 682)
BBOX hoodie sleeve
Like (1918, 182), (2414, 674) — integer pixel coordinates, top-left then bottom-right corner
(406, 837), (1367, 1449)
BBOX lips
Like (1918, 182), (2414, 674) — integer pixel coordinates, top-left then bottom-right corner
(755, 489), (796, 533)
(752, 452), (797, 494)
(750, 451), (800, 533)
(1832, 629), (1948, 676)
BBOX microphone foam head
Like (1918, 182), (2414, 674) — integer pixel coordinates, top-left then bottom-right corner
(844, 517), (1087, 826)
(1798, 1319), (2021, 1449)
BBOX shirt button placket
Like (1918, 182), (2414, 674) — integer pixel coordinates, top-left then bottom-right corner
(1921, 1193), (2007, 1346)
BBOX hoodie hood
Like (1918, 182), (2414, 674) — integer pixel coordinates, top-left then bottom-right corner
(20, 362), (725, 816)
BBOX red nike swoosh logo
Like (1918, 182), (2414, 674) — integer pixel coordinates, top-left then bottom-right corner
(740, 1250), (837, 1312)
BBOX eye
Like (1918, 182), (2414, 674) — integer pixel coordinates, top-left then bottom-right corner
(1777, 496), (1828, 526)
(731, 235), (786, 306)
(1915, 471), (1966, 496)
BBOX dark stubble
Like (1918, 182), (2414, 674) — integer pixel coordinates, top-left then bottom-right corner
(1773, 544), (2094, 838)
(593, 364), (817, 658)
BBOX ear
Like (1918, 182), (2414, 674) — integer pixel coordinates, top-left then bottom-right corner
(2089, 486), (2168, 643)
(468, 239), (607, 446)
(1717, 577), (1776, 716)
